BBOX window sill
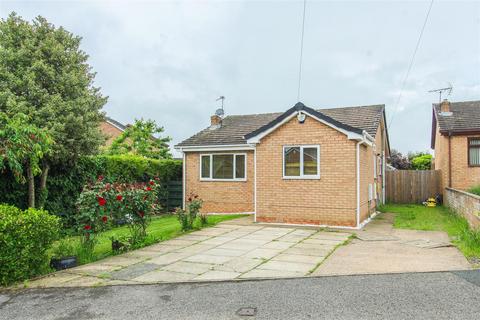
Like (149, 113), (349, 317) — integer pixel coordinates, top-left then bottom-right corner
(282, 176), (320, 180)
(200, 178), (247, 182)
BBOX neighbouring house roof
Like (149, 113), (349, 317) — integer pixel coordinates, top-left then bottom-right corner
(176, 102), (386, 148)
(431, 100), (480, 148)
(105, 116), (127, 131)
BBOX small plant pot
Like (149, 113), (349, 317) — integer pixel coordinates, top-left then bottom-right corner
(50, 256), (78, 271)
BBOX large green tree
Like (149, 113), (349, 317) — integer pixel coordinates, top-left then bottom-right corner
(107, 118), (172, 159)
(0, 13), (107, 207)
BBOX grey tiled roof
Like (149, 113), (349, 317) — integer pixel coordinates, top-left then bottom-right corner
(434, 100), (480, 133)
(176, 104), (385, 147)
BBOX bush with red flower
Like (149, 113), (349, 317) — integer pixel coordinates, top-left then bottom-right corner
(76, 177), (162, 250)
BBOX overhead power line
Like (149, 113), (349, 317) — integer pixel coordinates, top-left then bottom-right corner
(297, 0), (307, 102)
(388, 0), (434, 129)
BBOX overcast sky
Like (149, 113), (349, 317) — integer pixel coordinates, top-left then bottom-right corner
(1, 0), (479, 156)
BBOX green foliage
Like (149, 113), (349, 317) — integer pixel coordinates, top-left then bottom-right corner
(176, 193), (203, 231)
(410, 154), (432, 170)
(0, 113), (53, 182)
(51, 238), (78, 258)
(379, 204), (480, 259)
(467, 185), (480, 196)
(0, 13), (107, 163)
(0, 155), (182, 226)
(107, 118), (172, 159)
(76, 178), (162, 251)
(0, 204), (60, 286)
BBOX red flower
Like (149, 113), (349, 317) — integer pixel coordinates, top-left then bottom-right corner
(84, 225), (91, 230)
(149, 181), (154, 185)
(98, 175), (104, 181)
(116, 195), (123, 201)
(146, 186), (152, 191)
(98, 197), (106, 206)
(102, 215), (108, 223)
(138, 211), (145, 218)
(30, 134), (36, 140)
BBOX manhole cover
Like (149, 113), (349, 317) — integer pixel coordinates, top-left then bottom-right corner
(236, 307), (257, 317)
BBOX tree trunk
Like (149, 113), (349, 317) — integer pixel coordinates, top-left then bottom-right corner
(26, 164), (35, 208)
(37, 162), (50, 208)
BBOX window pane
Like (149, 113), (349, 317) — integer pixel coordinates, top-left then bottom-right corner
(201, 156), (210, 178)
(285, 147), (300, 176)
(235, 154), (245, 179)
(303, 147), (318, 175)
(212, 155), (234, 179)
(469, 139), (480, 146)
(470, 147), (480, 165)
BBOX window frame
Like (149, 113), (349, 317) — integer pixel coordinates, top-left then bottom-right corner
(199, 153), (247, 181)
(468, 137), (480, 167)
(282, 145), (321, 180)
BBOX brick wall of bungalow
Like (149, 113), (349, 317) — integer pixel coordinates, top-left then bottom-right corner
(184, 151), (255, 213)
(100, 121), (124, 146)
(434, 127), (480, 190)
(183, 115), (383, 227)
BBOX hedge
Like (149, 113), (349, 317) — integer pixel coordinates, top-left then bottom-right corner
(0, 204), (60, 286)
(0, 155), (182, 225)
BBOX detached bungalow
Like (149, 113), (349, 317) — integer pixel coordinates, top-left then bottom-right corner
(175, 102), (390, 229)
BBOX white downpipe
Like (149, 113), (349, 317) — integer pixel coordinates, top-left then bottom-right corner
(254, 148), (257, 222)
(356, 141), (362, 228)
(382, 150), (386, 204)
(182, 152), (186, 210)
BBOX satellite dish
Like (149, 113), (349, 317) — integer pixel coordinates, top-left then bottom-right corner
(215, 108), (224, 117)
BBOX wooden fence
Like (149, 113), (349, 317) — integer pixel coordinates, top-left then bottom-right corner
(386, 170), (442, 204)
(159, 180), (183, 212)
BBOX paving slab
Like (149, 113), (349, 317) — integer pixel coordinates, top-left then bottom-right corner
(148, 252), (191, 265)
(244, 248), (283, 260)
(240, 268), (304, 279)
(183, 254), (235, 265)
(132, 270), (196, 282)
(200, 236), (237, 245)
(98, 255), (145, 267)
(272, 253), (326, 265)
(283, 246), (332, 257)
(203, 248), (248, 257)
(110, 263), (160, 280)
(214, 257), (264, 273)
(68, 263), (121, 276)
(174, 243), (216, 254)
(27, 273), (83, 288)
(309, 232), (351, 240)
(261, 241), (295, 250)
(302, 238), (345, 245)
(257, 260), (316, 274)
(177, 234), (212, 241)
(162, 261), (214, 275)
(193, 270), (241, 280)
(162, 239), (199, 247)
(61, 276), (108, 287)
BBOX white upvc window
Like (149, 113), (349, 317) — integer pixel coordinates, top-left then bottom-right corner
(373, 154), (377, 178)
(283, 145), (320, 179)
(200, 153), (247, 181)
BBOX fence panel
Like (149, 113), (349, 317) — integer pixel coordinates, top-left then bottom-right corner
(386, 170), (441, 204)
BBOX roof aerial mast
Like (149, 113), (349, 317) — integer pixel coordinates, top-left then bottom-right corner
(215, 96), (225, 117)
(428, 83), (453, 103)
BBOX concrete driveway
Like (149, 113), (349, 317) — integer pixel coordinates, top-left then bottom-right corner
(26, 217), (351, 288)
(314, 212), (472, 276)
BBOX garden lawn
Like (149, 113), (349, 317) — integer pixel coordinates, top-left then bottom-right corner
(53, 214), (247, 265)
(379, 204), (480, 260)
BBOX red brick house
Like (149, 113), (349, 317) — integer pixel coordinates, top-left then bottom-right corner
(100, 117), (127, 146)
(431, 99), (480, 190)
(175, 102), (390, 229)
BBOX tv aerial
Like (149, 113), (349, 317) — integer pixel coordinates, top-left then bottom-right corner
(428, 83), (452, 103)
(215, 96), (225, 117)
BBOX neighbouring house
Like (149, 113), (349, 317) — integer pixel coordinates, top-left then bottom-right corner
(100, 117), (127, 146)
(175, 102), (390, 228)
(431, 99), (480, 190)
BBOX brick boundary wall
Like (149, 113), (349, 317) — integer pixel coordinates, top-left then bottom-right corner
(445, 187), (480, 229)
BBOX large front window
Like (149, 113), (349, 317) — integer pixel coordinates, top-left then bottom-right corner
(468, 138), (480, 167)
(200, 154), (246, 180)
(283, 145), (320, 179)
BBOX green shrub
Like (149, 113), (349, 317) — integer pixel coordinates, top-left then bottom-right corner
(467, 185), (480, 196)
(0, 204), (60, 286)
(0, 155), (182, 227)
(176, 193), (203, 231)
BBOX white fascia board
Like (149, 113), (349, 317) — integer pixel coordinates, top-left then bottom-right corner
(175, 144), (255, 152)
(246, 110), (364, 144)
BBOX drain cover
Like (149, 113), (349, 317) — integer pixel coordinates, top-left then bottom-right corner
(236, 307), (257, 317)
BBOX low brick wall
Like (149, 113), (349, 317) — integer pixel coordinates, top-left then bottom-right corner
(445, 187), (480, 229)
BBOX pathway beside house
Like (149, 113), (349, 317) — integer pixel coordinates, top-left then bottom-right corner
(314, 212), (471, 276)
(26, 217), (351, 288)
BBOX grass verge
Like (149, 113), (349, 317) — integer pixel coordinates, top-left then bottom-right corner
(379, 204), (480, 261)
